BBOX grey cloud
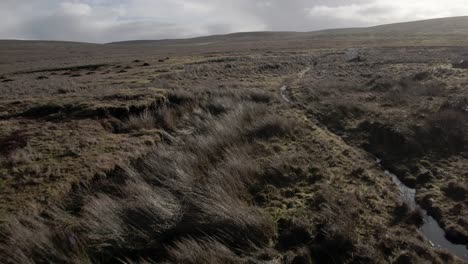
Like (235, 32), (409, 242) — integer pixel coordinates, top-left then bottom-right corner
(0, 0), (466, 43)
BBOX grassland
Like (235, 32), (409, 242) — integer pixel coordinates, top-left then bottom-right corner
(1, 23), (468, 263)
(294, 48), (468, 241)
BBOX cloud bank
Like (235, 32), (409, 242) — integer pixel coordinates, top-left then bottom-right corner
(1, 0), (467, 43)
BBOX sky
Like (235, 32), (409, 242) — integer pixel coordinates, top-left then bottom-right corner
(1, 0), (468, 43)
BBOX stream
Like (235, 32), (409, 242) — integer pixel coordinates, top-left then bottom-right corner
(281, 78), (468, 260)
(383, 167), (468, 261)
(280, 85), (290, 103)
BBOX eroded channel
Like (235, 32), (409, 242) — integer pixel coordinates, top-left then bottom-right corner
(385, 169), (468, 261)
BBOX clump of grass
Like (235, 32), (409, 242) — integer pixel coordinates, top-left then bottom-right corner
(312, 204), (357, 263)
(79, 194), (126, 255)
(418, 109), (468, 153)
(383, 88), (408, 105)
(119, 109), (156, 133)
(441, 96), (468, 112)
(57, 87), (77, 94)
(167, 89), (194, 105)
(317, 100), (366, 131)
(155, 106), (178, 132)
(6, 144), (42, 166)
(393, 203), (424, 227)
(247, 90), (275, 103)
(247, 115), (294, 139)
(0, 131), (28, 157)
(115, 106), (178, 133)
(443, 181), (467, 201)
(277, 218), (312, 250)
(0, 214), (91, 264)
(204, 97), (234, 115)
(306, 188), (377, 263)
(167, 238), (242, 264)
(159, 72), (180, 81)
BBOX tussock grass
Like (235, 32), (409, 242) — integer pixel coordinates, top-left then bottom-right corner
(418, 109), (468, 154)
(393, 202), (424, 227)
(204, 97), (235, 115)
(0, 131), (28, 157)
(5, 144), (42, 166)
(308, 187), (377, 264)
(116, 105), (182, 134)
(167, 89), (194, 105)
(119, 109), (156, 132)
(248, 115), (294, 139)
(248, 90), (276, 103)
(1, 88), (293, 263)
(167, 238), (242, 264)
(313, 204), (357, 263)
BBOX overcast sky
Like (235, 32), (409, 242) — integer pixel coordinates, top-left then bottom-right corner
(1, 0), (468, 43)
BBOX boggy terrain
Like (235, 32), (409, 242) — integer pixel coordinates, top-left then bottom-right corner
(0, 38), (467, 263)
(293, 47), (468, 246)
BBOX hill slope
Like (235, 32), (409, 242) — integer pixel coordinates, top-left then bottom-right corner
(110, 16), (468, 45)
(368, 16), (468, 34)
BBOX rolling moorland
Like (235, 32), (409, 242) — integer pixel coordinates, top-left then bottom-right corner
(0, 16), (468, 263)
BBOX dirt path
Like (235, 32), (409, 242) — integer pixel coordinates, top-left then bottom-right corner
(279, 67), (311, 103)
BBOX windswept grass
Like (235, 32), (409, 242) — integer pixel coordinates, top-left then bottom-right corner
(0, 87), (295, 263)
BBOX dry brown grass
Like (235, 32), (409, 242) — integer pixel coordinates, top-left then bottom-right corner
(118, 109), (157, 132)
(0, 85), (295, 263)
(5, 144), (43, 167)
(0, 131), (28, 157)
(418, 109), (468, 154)
(167, 238), (243, 264)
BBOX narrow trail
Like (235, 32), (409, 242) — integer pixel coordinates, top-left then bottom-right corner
(279, 67), (310, 104)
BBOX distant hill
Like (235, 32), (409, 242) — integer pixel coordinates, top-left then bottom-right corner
(109, 16), (468, 45)
(365, 16), (468, 35)
(2, 16), (468, 47)
(2, 15), (468, 64)
(0, 39), (98, 46)
(107, 31), (305, 46)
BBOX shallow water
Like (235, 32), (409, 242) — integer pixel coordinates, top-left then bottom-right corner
(385, 170), (468, 261)
(280, 85), (290, 103)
